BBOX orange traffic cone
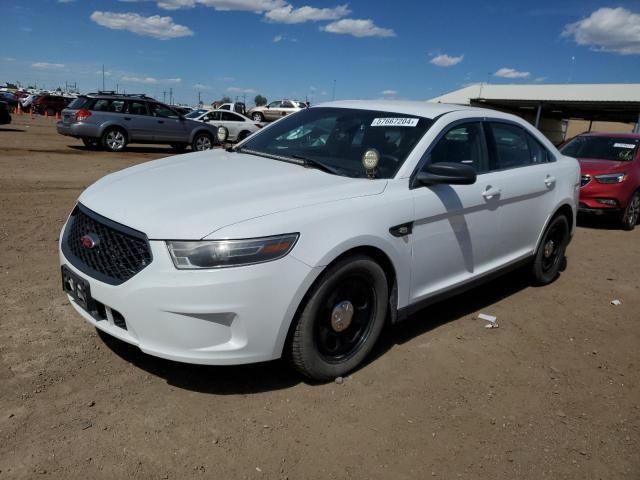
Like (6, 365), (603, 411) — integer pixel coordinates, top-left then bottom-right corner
(16, 104), (21, 115)
(55, 111), (61, 120)
(44, 109), (48, 118)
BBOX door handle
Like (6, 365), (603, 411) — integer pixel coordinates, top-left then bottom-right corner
(482, 186), (502, 199)
(544, 175), (556, 188)
(124, 117), (131, 121)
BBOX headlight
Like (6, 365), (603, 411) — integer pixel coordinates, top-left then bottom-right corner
(166, 234), (299, 269)
(595, 173), (626, 184)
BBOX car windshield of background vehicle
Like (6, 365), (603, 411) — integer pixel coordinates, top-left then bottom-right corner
(67, 97), (90, 109)
(560, 136), (639, 161)
(239, 107), (433, 178)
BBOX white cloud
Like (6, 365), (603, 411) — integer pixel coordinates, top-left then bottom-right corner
(32, 62), (65, 70)
(273, 33), (296, 43)
(90, 11), (194, 39)
(2, 57), (16, 62)
(58, 0), (76, 3)
(494, 67), (530, 79)
(265, 4), (350, 24)
(381, 89), (398, 96)
(227, 86), (257, 94)
(430, 54), (464, 67)
(193, 83), (210, 90)
(322, 19), (395, 38)
(534, 76), (547, 83)
(121, 76), (181, 84)
(273, 34), (283, 42)
(217, 76), (234, 81)
(122, 0), (286, 11)
(562, 7), (640, 55)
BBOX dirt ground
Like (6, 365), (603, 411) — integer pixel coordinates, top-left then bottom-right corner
(0, 115), (638, 480)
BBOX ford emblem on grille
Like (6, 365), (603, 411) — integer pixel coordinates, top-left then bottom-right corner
(80, 234), (100, 249)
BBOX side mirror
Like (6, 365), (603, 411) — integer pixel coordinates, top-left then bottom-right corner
(415, 162), (476, 186)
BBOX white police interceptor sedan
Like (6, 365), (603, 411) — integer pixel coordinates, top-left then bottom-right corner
(59, 100), (580, 380)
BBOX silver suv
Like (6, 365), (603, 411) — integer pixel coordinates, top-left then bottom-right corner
(56, 93), (218, 152)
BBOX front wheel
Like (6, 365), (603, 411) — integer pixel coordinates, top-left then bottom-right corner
(252, 112), (264, 122)
(192, 133), (213, 151)
(289, 255), (388, 381)
(531, 215), (570, 285)
(621, 192), (640, 231)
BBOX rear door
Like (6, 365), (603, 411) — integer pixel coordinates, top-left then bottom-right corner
(124, 100), (155, 141)
(484, 121), (560, 261)
(148, 103), (187, 142)
(264, 101), (282, 121)
(218, 111), (245, 140)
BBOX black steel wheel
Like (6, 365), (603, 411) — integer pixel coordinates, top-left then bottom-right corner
(531, 214), (570, 285)
(289, 255), (388, 381)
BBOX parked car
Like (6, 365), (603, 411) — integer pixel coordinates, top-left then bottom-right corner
(56, 93), (219, 152)
(0, 91), (18, 110)
(0, 101), (11, 125)
(560, 132), (640, 230)
(217, 102), (246, 116)
(20, 93), (38, 112)
(32, 94), (71, 115)
(247, 99), (306, 122)
(172, 106), (193, 116)
(194, 109), (262, 142)
(59, 100), (579, 380)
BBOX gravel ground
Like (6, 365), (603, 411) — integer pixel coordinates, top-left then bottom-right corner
(0, 116), (638, 479)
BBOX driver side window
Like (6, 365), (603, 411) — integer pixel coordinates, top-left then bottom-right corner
(423, 122), (487, 173)
(268, 101), (281, 109)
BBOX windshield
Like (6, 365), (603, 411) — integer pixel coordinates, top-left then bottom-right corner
(561, 136), (639, 162)
(239, 107), (433, 178)
(185, 109), (209, 119)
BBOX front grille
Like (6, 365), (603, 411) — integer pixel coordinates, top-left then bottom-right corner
(62, 204), (152, 285)
(581, 175), (591, 187)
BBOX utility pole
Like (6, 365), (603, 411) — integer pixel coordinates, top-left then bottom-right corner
(169, 87), (173, 105)
(198, 90), (201, 107)
(163, 91), (167, 103)
(116, 83), (119, 94)
(102, 64), (105, 91)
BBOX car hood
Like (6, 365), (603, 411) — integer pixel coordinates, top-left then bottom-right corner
(578, 158), (630, 175)
(78, 150), (386, 239)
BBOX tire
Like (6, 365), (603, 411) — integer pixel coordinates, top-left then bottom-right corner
(621, 191), (640, 231)
(192, 132), (213, 151)
(101, 128), (127, 152)
(252, 112), (264, 122)
(170, 143), (188, 152)
(289, 255), (388, 381)
(531, 214), (570, 285)
(237, 130), (250, 142)
(81, 138), (100, 149)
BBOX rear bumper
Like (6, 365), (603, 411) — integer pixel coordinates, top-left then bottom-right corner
(56, 121), (101, 138)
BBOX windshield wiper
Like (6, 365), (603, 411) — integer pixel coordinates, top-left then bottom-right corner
(290, 154), (341, 175)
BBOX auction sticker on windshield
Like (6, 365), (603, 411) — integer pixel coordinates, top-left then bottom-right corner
(371, 118), (419, 127)
(613, 143), (636, 149)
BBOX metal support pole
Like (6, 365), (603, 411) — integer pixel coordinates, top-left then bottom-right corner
(534, 102), (542, 128)
(588, 120), (593, 132)
(634, 113), (640, 134)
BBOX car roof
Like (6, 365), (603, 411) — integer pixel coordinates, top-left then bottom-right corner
(579, 132), (640, 139)
(313, 100), (485, 119)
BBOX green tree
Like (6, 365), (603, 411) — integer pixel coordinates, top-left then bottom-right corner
(254, 94), (267, 106)
(220, 96), (232, 103)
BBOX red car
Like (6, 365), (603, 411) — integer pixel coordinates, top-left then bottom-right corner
(32, 95), (71, 115)
(560, 132), (640, 230)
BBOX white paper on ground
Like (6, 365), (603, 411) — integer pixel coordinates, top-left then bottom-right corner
(611, 299), (622, 306)
(478, 313), (497, 323)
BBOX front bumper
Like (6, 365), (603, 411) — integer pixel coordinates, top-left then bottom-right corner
(60, 239), (321, 365)
(56, 121), (101, 138)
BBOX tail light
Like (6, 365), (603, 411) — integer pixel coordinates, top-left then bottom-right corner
(76, 109), (91, 121)
(255, 123), (262, 128)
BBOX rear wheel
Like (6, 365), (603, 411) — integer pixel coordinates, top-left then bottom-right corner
(289, 255), (388, 381)
(531, 215), (570, 285)
(252, 112), (264, 122)
(192, 132), (213, 151)
(621, 192), (640, 231)
(237, 130), (250, 142)
(101, 128), (127, 152)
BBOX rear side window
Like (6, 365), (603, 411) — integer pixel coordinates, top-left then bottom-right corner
(127, 101), (148, 116)
(487, 122), (532, 170)
(91, 99), (110, 112)
(526, 133), (551, 163)
(219, 104), (230, 110)
(68, 97), (89, 109)
(425, 122), (487, 173)
(222, 112), (242, 121)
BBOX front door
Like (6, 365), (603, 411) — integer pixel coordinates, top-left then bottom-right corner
(410, 121), (501, 303)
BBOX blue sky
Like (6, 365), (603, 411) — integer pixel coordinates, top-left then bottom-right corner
(1, 0), (639, 105)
